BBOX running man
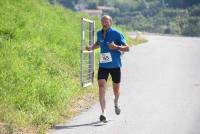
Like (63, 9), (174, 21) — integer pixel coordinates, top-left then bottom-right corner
(86, 15), (129, 122)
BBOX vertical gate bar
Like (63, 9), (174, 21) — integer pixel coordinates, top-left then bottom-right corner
(80, 18), (84, 87)
(88, 22), (93, 81)
(92, 21), (95, 82)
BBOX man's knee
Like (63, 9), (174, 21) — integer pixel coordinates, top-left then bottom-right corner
(98, 79), (106, 89)
(113, 82), (120, 88)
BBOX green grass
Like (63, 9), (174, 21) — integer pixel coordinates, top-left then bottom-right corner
(0, 0), (92, 133)
(0, 0), (139, 133)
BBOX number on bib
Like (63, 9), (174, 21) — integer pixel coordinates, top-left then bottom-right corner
(100, 53), (112, 63)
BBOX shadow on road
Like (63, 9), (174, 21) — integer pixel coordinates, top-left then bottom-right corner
(51, 121), (109, 129)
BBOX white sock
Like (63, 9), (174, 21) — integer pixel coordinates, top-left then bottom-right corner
(102, 111), (106, 116)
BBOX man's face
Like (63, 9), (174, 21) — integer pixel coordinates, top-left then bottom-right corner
(101, 18), (111, 30)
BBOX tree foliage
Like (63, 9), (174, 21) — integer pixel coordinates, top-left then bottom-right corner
(51, 0), (200, 36)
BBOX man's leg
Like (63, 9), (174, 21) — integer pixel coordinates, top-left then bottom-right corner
(113, 82), (121, 115)
(113, 82), (120, 107)
(98, 79), (107, 115)
(97, 67), (109, 122)
(110, 68), (121, 115)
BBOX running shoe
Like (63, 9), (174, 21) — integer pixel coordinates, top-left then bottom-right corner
(99, 114), (107, 123)
(115, 106), (121, 115)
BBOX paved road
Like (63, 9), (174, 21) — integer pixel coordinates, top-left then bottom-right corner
(48, 35), (200, 134)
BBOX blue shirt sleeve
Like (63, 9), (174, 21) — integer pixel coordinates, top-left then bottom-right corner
(117, 32), (126, 46)
(97, 32), (100, 44)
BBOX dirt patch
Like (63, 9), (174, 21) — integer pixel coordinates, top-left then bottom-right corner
(62, 91), (97, 122)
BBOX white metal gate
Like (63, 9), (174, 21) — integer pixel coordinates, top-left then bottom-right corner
(80, 18), (95, 87)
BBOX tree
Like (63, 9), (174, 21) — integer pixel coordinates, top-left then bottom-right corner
(165, 0), (200, 8)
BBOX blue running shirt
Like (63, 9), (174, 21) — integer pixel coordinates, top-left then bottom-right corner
(97, 28), (126, 68)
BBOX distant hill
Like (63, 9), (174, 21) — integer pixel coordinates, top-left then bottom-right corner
(54, 0), (200, 36)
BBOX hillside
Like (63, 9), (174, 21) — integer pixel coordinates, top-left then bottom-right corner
(0, 0), (87, 133)
(0, 0), (136, 133)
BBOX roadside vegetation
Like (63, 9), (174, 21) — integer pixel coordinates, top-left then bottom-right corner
(0, 0), (139, 133)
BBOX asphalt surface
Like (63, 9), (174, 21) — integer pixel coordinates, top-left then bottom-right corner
(48, 35), (200, 134)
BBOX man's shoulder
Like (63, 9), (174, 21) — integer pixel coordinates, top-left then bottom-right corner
(97, 30), (102, 37)
(97, 29), (102, 33)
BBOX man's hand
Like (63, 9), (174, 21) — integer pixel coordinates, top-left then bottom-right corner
(109, 42), (130, 52)
(85, 45), (91, 51)
(109, 42), (119, 50)
(85, 42), (99, 51)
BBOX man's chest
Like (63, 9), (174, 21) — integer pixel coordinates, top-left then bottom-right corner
(98, 32), (117, 46)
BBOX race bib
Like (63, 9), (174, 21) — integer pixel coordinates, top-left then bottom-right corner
(100, 53), (112, 63)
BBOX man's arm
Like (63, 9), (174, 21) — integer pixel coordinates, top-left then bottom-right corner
(109, 42), (129, 52)
(117, 44), (129, 52)
(86, 41), (99, 51)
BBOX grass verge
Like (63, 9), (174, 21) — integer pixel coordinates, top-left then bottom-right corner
(0, 0), (145, 133)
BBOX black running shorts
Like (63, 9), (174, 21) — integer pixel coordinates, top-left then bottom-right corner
(98, 67), (121, 83)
